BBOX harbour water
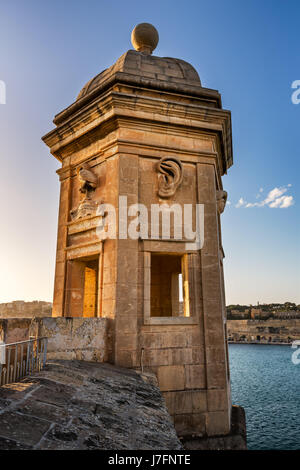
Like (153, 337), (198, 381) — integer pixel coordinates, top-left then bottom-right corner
(229, 343), (300, 450)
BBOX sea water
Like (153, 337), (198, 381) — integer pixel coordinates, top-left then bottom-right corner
(229, 343), (300, 450)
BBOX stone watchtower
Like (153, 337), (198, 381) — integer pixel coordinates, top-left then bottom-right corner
(43, 24), (233, 437)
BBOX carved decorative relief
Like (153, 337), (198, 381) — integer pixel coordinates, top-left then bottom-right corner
(70, 162), (100, 220)
(157, 157), (183, 198)
(216, 190), (228, 214)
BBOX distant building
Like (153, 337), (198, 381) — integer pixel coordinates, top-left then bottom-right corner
(250, 308), (270, 319)
(273, 310), (300, 319)
(250, 308), (262, 319)
(0, 301), (52, 318)
(230, 309), (249, 319)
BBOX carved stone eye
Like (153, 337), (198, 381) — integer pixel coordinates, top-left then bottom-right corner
(157, 157), (183, 198)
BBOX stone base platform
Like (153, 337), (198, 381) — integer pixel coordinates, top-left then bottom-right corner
(182, 405), (247, 450)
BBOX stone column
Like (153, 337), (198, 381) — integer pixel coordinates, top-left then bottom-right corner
(114, 154), (139, 368)
(197, 162), (231, 435)
(52, 169), (72, 317)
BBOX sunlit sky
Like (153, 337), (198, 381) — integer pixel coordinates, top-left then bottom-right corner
(0, 0), (299, 305)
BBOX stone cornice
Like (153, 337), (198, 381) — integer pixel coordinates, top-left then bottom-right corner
(43, 89), (228, 150)
(52, 72), (222, 126)
(42, 86), (232, 173)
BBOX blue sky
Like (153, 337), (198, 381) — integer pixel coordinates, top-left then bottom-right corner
(0, 0), (299, 304)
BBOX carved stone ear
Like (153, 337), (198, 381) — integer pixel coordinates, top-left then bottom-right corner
(216, 190), (228, 214)
(157, 157), (183, 198)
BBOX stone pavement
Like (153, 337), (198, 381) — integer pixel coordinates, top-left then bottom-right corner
(0, 360), (182, 450)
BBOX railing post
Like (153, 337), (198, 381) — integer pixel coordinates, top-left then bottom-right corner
(43, 338), (48, 369)
(0, 342), (5, 387)
(6, 349), (11, 385)
(30, 339), (34, 373)
(26, 342), (30, 375)
(20, 344), (24, 378)
(0, 337), (48, 387)
(13, 344), (17, 382)
(2, 367), (6, 385)
(0, 341), (5, 365)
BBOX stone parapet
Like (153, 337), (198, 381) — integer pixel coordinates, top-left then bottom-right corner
(0, 317), (111, 363)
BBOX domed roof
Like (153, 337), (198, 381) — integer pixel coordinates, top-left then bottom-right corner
(77, 50), (201, 101)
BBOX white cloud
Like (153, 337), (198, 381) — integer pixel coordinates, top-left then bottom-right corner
(264, 187), (287, 205)
(269, 196), (285, 208)
(235, 185), (294, 209)
(280, 196), (294, 208)
(256, 187), (264, 198)
(235, 197), (246, 208)
(269, 195), (294, 208)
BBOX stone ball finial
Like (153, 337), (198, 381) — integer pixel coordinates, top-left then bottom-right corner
(131, 23), (159, 55)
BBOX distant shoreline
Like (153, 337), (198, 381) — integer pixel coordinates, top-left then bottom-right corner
(228, 341), (291, 346)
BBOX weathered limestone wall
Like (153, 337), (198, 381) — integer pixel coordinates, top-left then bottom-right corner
(0, 318), (32, 344)
(0, 318), (111, 363)
(227, 319), (300, 343)
(33, 318), (111, 362)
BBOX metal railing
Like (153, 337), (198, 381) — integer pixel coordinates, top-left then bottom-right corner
(0, 337), (48, 386)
